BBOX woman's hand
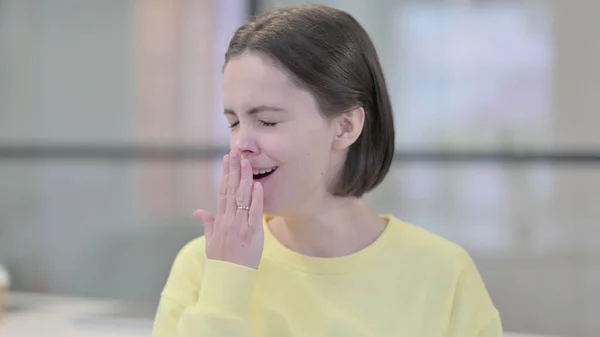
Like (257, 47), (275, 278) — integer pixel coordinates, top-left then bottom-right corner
(193, 151), (264, 269)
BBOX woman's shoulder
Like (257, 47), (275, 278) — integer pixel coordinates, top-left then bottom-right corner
(165, 236), (208, 278)
(159, 236), (209, 295)
(383, 215), (476, 272)
(174, 235), (207, 261)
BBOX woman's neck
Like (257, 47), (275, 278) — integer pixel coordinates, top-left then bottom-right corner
(267, 197), (387, 258)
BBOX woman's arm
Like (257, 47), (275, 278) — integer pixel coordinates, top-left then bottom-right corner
(152, 239), (259, 337)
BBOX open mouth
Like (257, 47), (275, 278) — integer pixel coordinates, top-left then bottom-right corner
(253, 167), (278, 180)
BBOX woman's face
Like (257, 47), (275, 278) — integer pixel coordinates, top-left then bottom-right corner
(222, 52), (341, 215)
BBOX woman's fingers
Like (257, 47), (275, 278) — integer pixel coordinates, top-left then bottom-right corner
(226, 152), (241, 213)
(193, 209), (215, 240)
(248, 182), (264, 233)
(217, 154), (229, 216)
(199, 154), (265, 269)
(236, 158), (253, 213)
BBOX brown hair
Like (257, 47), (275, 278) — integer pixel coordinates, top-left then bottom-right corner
(225, 4), (395, 197)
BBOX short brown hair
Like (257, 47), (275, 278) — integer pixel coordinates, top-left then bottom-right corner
(225, 4), (395, 197)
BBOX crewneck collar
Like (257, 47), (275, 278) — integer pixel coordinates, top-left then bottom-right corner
(262, 214), (405, 274)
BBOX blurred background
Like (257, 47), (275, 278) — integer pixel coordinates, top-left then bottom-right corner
(0, 0), (598, 336)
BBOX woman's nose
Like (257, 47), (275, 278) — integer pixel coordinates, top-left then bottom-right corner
(231, 127), (258, 155)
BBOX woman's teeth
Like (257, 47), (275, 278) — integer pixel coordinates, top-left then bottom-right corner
(252, 167), (278, 179)
(253, 167), (276, 175)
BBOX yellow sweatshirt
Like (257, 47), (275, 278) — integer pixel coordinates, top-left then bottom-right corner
(152, 215), (502, 337)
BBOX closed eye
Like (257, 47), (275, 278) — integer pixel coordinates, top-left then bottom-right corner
(260, 121), (278, 127)
(228, 120), (277, 128)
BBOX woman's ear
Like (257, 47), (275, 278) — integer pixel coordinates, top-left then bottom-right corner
(332, 107), (365, 151)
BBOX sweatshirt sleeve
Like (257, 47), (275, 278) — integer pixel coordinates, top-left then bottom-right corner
(152, 237), (259, 337)
(446, 252), (503, 337)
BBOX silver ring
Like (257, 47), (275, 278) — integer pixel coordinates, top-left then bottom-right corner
(237, 206), (250, 211)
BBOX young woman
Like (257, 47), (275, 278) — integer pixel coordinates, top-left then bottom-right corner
(152, 4), (502, 337)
